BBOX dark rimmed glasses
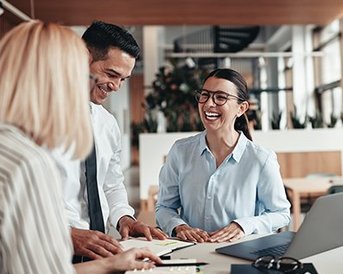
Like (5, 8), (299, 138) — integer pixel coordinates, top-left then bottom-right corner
(252, 255), (303, 273)
(194, 89), (244, 106)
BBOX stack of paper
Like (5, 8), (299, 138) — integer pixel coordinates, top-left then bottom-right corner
(120, 237), (195, 256)
(125, 259), (198, 274)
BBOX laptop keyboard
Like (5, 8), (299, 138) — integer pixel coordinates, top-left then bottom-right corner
(251, 243), (290, 257)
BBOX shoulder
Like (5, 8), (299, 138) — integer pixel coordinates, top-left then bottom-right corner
(167, 132), (203, 159)
(2, 132), (56, 177)
(173, 132), (202, 148)
(0, 126), (60, 206)
(91, 103), (120, 132)
(245, 137), (277, 163)
(0, 126), (54, 166)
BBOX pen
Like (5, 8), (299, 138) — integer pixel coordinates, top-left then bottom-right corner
(156, 262), (208, 267)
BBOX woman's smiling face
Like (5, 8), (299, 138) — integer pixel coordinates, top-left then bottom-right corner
(198, 76), (243, 133)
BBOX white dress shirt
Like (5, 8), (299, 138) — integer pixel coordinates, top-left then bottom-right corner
(0, 124), (75, 274)
(51, 103), (134, 231)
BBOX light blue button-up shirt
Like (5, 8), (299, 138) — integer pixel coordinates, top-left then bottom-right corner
(156, 131), (291, 236)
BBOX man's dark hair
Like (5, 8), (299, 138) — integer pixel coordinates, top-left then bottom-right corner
(82, 21), (140, 61)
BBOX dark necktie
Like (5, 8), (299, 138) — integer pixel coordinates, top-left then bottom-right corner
(85, 145), (105, 233)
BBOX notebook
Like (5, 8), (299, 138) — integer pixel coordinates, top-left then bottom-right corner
(216, 192), (343, 260)
(120, 237), (195, 256)
(125, 259), (202, 274)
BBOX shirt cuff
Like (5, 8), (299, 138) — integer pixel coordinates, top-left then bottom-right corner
(233, 218), (255, 235)
(110, 207), (135, 230)
(166, 219), (187, 237)
(116, 215), (136, 230)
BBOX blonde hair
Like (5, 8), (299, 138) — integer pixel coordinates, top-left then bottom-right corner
(0, 20), (92, 159)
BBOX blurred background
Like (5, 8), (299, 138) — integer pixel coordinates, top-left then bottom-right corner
(2, 0), (343, 221)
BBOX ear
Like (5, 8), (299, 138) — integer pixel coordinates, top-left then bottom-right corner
(87, 48), (94, 64)
(237, 101), (250, 117)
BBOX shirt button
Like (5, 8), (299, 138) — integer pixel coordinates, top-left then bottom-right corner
(207, 196), (211, 199)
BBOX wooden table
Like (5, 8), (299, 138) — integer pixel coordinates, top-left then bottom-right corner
(283, 177), (332, 231)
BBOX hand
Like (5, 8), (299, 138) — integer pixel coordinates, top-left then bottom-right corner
(104, 248), (163, 271)
(174, 224), (210, 243)
(71, 227), (122, 259)
(209, 222), (245, 242)
(118, 216), (168, 241)
(74, 248), (162, 273)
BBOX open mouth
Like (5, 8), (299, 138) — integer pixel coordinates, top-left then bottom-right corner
(205, 111), (221, 120)
(97, 84), (112, 98)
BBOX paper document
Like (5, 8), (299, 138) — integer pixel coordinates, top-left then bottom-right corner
(125, 259), (197, 274)
(120, 237), (195, 256)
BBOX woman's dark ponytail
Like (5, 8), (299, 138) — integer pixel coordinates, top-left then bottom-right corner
(234, 113), (252, 141)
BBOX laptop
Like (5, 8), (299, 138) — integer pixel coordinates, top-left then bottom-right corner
(216, 192), (343, 260)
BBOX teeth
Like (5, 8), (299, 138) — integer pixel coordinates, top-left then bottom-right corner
(205, 112), (220, 117)
(99, 87), (108, 95)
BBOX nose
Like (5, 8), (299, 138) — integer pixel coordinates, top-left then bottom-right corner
(108, 79), (121, 92)
(204, 93), (216, 107)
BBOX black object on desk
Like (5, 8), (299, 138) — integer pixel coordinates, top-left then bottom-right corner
(231, 263), (318, 274)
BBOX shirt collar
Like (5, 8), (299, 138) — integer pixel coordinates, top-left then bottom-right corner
(199, 131), (209, 156)
(198, 130), (248, 162)
(231, 131), (248, 163)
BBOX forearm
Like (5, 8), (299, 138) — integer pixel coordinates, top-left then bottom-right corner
(74, 260), (112, 274)
(235, 210), (291, 235)
(156, 205), (186, 236)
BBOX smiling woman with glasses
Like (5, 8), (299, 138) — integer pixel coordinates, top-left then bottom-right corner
(156, 68), (290, 244)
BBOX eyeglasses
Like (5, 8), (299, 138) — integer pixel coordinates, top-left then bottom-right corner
(194, 89), (244, 106)
(252, 255), (303, 273)
(89, 74), (98, 90)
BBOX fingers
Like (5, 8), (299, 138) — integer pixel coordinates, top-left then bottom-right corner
(141, 226), (169, 241)
(98, 232), (123, 251)
(151, 227), (168, 240)
(139, 225), (153, 241)
(212, 230), (243, 242)
(120, 225), (130, 240)
(124, 220), (168, 241)
(71, 228), (121, 258)
(209, 223), (245, 242)
(176, 226), (210, 243)
(78, 248), (103, 260)
(82, 243), (115, 258)
(119, 248), (162, 271)
(134, 248), (163, 264)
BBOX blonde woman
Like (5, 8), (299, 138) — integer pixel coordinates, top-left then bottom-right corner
(0, 21), (160, 274)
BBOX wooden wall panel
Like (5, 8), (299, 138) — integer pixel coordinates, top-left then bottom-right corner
(277, 151), (342, 178)
(7, 0), (343, 26)
(129, 75), (145, 124)
(129, 74), (145, 166)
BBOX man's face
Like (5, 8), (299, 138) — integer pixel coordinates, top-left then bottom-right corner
(89, 47), (136, 104)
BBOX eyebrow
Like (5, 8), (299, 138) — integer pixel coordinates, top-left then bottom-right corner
(201, 88), (230, 95)
(105, 68), (131, 79)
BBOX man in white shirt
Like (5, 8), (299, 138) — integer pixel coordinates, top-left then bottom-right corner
(53, 21), (166, 262)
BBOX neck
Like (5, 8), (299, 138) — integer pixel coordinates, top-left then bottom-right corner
(206, 129), (240, 167)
